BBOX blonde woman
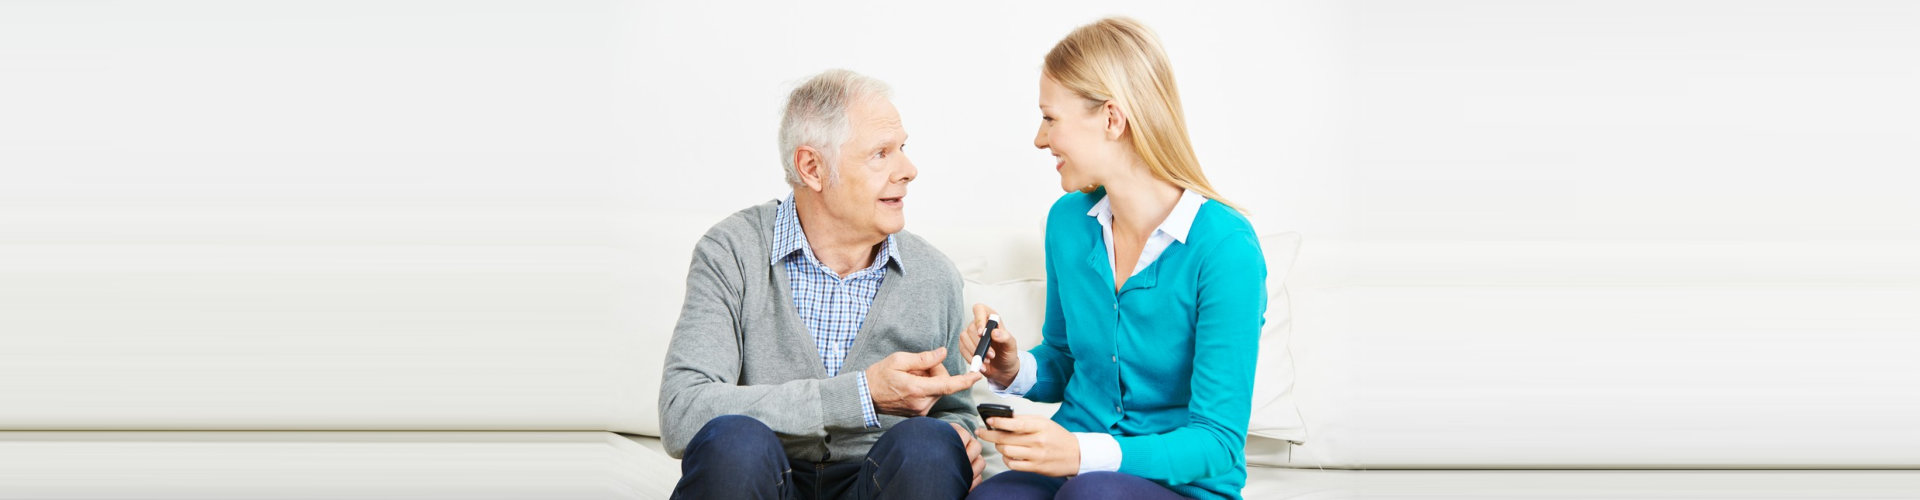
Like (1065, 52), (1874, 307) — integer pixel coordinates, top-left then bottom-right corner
(965, 17), (1267, 500)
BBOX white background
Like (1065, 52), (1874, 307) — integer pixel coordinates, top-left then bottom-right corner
(6, 0), (1917, 278)
(3, 0), (1917, 464)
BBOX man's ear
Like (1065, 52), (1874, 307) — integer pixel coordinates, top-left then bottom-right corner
(793, 146), (829, 193)
(1102, 100), (1129, 141)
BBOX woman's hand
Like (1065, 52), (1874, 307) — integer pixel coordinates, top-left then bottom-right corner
(960, 303), (1022, 388)
(976, 414), (1080, 477)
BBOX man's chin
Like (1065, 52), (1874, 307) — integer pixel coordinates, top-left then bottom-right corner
(875, 207), (906, 235)
(877, 218), (906, 236)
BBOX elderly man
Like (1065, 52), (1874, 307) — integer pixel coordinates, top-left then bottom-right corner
(659, 69), (984, 500)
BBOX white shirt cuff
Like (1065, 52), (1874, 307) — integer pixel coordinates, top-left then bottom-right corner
(988, 351), (1039, 397)
(1073, 432), (1123, 474)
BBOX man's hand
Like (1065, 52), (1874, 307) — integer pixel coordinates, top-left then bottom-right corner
(865, 347), (982, 417)
(976, 414), (1080, 477)
(960, 303), (1022, 388)
(952, 422), (984, 489)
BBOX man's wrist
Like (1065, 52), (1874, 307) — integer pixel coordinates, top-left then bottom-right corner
(855, 372), (881, 428)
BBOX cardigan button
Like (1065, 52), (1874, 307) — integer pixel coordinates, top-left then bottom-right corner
(1111, 355), (1117, 363)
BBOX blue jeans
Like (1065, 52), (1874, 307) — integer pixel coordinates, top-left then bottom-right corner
(968, 470), (1189, 500)
(670, 414), (972, 500)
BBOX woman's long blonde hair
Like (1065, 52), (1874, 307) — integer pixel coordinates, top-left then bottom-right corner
(1045, 17), (1240, 212)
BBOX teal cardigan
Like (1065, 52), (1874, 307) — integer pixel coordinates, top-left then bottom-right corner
(1026, 190), (1267, 500)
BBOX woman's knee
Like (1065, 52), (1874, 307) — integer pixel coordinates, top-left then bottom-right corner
(1057, 471), (1154, 500)
(971, 470), (1063, 500)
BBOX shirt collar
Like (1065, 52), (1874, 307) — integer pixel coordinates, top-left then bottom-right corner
(1087, 188), (1207, 243)
(773, 193), (903, 275)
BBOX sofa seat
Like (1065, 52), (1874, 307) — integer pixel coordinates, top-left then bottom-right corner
(6, 432), (1917, 499)
(0, 431), (677, 499)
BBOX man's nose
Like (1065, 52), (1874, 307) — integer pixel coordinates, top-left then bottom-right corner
(897, 154), (918, 183)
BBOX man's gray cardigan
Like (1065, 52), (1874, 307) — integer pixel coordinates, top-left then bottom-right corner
(658, 199), (979, 463)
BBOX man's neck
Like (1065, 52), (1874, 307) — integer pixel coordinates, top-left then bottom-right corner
(793, 196), (884, 277)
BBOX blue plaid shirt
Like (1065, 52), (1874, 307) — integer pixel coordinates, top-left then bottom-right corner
(772, 194), (897, 429)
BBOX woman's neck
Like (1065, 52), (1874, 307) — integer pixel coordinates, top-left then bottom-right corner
(1102, 167), (1184, 238)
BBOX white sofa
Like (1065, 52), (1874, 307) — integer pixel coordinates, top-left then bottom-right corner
(6, 204), (1918, 498)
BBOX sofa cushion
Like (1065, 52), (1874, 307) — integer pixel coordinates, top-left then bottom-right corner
(0, 431), (678, 498)
(1281, 240), (1920, 467)
(1247, 232), (1307, 465)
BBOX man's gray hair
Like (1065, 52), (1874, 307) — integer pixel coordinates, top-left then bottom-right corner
(779, 69), (892, 187)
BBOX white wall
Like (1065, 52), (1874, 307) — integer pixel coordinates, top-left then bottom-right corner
(633, 0), (1340, 279)
(639, 0), (1920, 244)
(1324, 1), (1920, 242)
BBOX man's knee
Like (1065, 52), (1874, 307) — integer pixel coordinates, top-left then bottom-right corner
(865, 417), (972, 498)
(885, 416), (961, 447)
(684, 415), (783, 464)
(870, 416), (966, 470)
(674, 416), (788, 499)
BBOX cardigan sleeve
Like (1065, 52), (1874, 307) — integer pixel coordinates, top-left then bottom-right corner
(1025, 199), (1079, 404)
(1114, 232), (1266, 485)
(657, 233), (872, 458)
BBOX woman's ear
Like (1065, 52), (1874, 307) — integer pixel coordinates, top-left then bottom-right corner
(793, 146), (829, 192)
(1102, 100), (1129, 141)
